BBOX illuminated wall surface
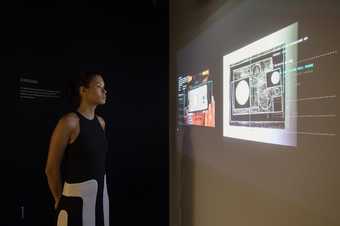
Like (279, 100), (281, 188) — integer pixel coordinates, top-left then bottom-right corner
(172, 0), (340, 225)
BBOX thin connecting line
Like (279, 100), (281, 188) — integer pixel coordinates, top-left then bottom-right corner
(284, 131), (336, 136)
(297, 50), (338, 63)
(276, 50), (337, 70)
(287, 95), (336, 102)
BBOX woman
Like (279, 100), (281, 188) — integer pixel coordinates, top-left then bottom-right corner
(45, 72), (110, 226)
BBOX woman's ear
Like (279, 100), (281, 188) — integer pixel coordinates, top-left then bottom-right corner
(79, 86), (86, 97)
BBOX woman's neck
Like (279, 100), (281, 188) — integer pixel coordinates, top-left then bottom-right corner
(77, 103), (96, 120)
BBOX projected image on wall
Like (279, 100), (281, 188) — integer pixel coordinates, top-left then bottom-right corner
(223, 23), (298, 146)
(230, 44), (285, 128)
(178, 69), (215, 127)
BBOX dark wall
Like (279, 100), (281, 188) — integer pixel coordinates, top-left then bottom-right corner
(9, 1), (168, 226)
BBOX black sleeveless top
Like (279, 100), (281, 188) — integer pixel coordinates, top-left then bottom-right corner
(63, 111), (108, 183)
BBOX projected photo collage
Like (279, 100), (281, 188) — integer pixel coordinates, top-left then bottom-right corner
(177, 69), (215, 127)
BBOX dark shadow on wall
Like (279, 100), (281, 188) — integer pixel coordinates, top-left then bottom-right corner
(178, 126), (194, 226)
(10, 2), (169, 226)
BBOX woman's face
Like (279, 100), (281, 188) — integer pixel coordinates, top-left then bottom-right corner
(81, 75), (107, 105)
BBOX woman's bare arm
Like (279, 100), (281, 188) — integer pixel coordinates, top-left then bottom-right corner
(45, 113), (78, 209)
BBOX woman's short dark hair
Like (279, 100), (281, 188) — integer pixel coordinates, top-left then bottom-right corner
(68, 71), (104, 108)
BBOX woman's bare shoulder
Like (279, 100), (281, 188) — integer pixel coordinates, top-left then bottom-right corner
(58, 112), (79, 130)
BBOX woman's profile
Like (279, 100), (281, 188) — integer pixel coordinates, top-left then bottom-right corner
(45, 72), (110, 226)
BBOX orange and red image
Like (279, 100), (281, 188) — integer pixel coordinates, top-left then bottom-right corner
(177, 69), (215, 127)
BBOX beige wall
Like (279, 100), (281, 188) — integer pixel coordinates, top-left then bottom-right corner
(170, 1), (340, 226)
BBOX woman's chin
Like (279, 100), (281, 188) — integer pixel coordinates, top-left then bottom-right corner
(95, 100), (106, 105)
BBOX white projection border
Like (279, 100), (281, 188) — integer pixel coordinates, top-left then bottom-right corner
(223, 22), (298, 146)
